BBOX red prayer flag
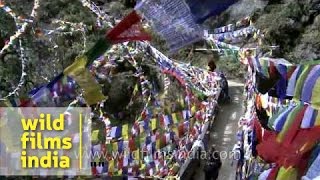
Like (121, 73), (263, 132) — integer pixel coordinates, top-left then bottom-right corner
(106, 11), (151, 43)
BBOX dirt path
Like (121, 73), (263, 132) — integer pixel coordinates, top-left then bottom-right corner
(193, 80), (244, 180)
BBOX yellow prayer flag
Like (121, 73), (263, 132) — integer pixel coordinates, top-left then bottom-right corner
(140, 163), (146, 171)
(122, 124), (129, 140)
(151, 118), (157, 130)
(132, 148), (140, 161)
(191, 106), (197, 115)
(118, 169), (122, 175)
(64, 55), (106, 105)
(63, 55), (86, 74)
(172, 113), (179, 123)
(112, 142), (118, 152)
(172, 127), (179, 136)
(91, 130), (99, 142)
(108, 159), (114, 173)
(179, 98), (185, 108)
(156, 139), (160, 150)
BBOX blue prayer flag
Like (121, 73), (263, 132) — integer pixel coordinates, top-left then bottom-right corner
(185, 0), (239, 24)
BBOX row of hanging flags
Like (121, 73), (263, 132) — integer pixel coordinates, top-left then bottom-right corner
(238, 61), (320, 180)
(242, 56), (320, 109)
(1, 10), (152, 107)
(88, 42), (219, 177)
(78, 6), (223, 178)
(80, 40), (219, 177)
(88, 83), (216, 177)
(0, 0), (239, 104)
(0, 0), (230, 177)
(246, 60), (320, 180)
(207, 15), (320, 180)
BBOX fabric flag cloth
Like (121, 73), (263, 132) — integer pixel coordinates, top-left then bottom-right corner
(63, 55), (106, 105)
(107, 11), (151, 44)
(276, 64), (288, 100)
(277, 104), (302, 143)
(258, 121), (320, 179)
(48, 74), (77, 100)
(303, 150), (320, 179)
(30, 86), (54, 106)
(259, 168), (272, 180)
(269, 105), (293, 132)
(213, 17), (251, 34)
(151, 118), (157, 130)
(294, 66), (312, 102)
(135, 0), (204, 52)
(122, 124), (129, 140)
(311, 78), (320, 109)
(301, 106), (317, 128)
(275, 167), (298, 180)
(171, 113), (179, 124)
(185, 0), (239, 24)
(85, 10), (151, 66)
(286, 66), (300, 97)
(301, 65), (320, 103)
(91, 130), (99, 142)
(110, 126), (121, 139)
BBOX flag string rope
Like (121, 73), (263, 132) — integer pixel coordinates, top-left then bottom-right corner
(0, 38), (27, 100)
(0, 0), (40, 100)
(0, 0), (40, 56)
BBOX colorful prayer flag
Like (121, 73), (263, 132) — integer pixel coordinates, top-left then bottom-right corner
(135, 0), (204, 52)
(63, 55), (106, 105)
(122, 124), (129, 140)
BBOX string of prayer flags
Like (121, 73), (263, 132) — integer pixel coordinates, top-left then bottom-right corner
(209, 39), (241, 51)
(135, 0), (204, 52)
(212, 26), (257, 44)
(80, 0), (113, 28)
(0, 0), (40, 56)
(213, 16), (251, 34)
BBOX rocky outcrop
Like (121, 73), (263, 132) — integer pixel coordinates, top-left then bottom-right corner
(209, 0), (320, 62)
